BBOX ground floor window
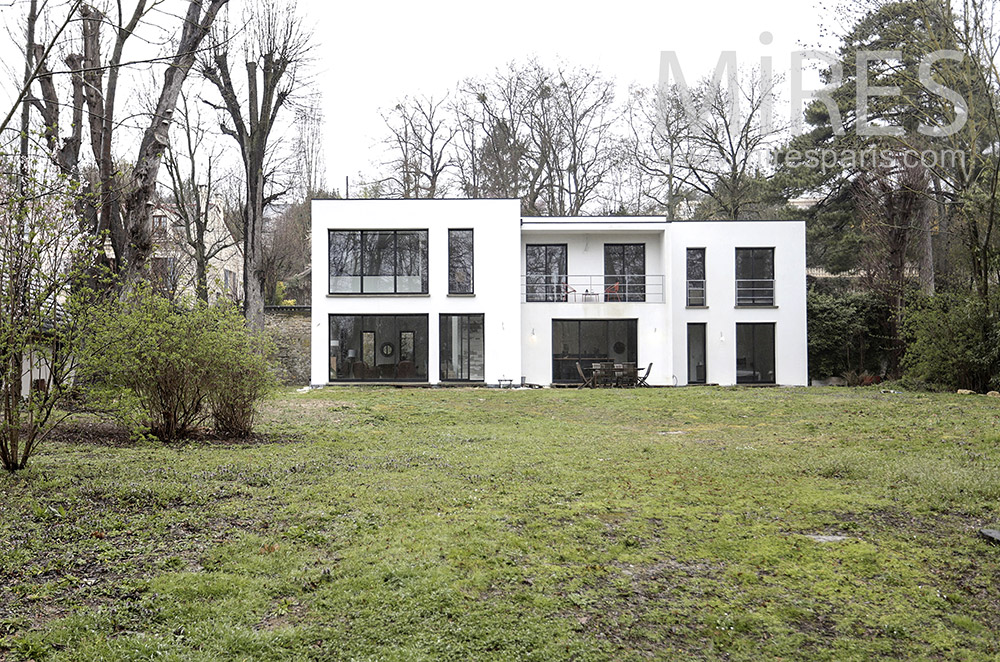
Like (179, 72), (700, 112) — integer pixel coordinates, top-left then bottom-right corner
(736, 323), (775, 384)
(551, 319), (637, 383)
(440, 314), (485, 381)
(687, 323), (706, 384)
(329, 314), (428, 381)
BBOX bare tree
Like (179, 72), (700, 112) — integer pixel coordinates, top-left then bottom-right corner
(294, 92), (326, 198)
(20, 0), (228, 283)
(625, 83), (699, 219)
(684, 69), (786, 220)
(380, 95), (456, 198)
(200, 0), (312, 329)
(163, 92), (238, 302)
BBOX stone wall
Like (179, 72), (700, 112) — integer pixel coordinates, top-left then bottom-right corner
(264, 306), (311, 385)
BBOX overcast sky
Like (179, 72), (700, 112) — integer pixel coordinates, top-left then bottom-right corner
(302, 0), (831, 195)
(0, 0), (832, 195)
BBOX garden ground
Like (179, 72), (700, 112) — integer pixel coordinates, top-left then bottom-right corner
(1, 386), (999, 660)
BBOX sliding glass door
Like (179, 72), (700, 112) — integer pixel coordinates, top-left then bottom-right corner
(551, 319), (637, 383)
(329, 315), (428, 381)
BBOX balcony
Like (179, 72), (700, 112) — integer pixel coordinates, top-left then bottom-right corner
(521, 274), (664, 303)
(686, 279), (706, 306)
(735, 279), (775, 306)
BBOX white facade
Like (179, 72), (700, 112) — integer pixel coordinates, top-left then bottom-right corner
(310, 200), (807, 387)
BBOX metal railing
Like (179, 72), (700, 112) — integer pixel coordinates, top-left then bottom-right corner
(735, 279), (775, 306)
(521, 274), (664, 303)
(686, 279), (706, 306)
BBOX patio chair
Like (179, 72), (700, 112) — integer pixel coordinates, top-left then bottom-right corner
(604, 281), (621, 302)
(636, 362), (653, 387)
(575, 361), (593, 389)
(595, 361), (616, 387)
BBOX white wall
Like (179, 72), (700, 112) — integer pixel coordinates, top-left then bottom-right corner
(518, 220), (672, 385)
(310, 199), (523, 386)
(670, 220), (808, 386)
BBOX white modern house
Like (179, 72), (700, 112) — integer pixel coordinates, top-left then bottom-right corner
(309, 199), (808, 387)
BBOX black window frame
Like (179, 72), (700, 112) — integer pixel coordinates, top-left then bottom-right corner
(551, 319), (638, 383)
(736, 322), (776, 384)
(735, 247), (775, 306)
(328, 229), (429, 295)
(439, 314), (485, 382)
(687, 323), (707, 384)
(448, 229), (474, 295)
(686, 247), (706, 307)
(328, 314), (429, 382)
(525, 244), (568, 302)
(603, 243), (646, 302)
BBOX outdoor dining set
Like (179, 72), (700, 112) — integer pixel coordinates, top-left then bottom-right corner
(576, 361), (652, 388)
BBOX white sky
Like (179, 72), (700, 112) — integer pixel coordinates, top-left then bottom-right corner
(302, 0), (831, 196)
(0, 0), (832, 196)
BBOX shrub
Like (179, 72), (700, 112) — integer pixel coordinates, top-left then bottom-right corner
(902, 292), (1000, 392)
(206, 312), (276, 437)
(807, 289), (890, 379)
(81, 285), (275, 440)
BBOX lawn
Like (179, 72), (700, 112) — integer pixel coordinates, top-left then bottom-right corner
(2, 386), (1000, 660)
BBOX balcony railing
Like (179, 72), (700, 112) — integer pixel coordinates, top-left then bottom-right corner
(736, 279), (775, 306)
(521, 274), (664, 303)
(686, 279), (706, 306)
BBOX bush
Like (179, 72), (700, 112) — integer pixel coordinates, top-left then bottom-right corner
(81, 285), (275, 440)
(206, 314), (275, 437)
(807, 289), (890, 380)
(902, 292), (1000, 392)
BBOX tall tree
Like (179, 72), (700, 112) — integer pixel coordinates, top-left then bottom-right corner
(19, 0), (227, 284)
(200, 0), (312, 329)
(380, 95), (456, 199)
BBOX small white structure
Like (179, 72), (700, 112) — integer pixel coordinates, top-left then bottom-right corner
(310, 199), (807, 387)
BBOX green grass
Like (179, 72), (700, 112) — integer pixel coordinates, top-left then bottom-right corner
(2, 386), (1000, 660)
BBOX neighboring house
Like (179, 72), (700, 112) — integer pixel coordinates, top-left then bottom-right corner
(149, 202), (243, 303)
(309, 199), (808, 387)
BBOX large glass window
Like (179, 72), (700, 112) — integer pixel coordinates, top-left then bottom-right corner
(604, 244), (645, 302)
(687, 323), (707, 384)
(440, 314), (484, 381)
(328, 230), (428, 294)
(736, 323), (775, 384)
(686, 248), (706, 306)
(735, 247), (774, 306)
(328, 314), (428, 381)
(448, 229), (474, 294)
(551, 319), (637, 383)
(525, 244), (567, 302)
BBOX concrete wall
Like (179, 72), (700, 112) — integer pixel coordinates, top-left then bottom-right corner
(519, 220), (672, 386)
(265, 306), (311, 385)
(670, 220), (808, 386)
(310, 199), (523, 386)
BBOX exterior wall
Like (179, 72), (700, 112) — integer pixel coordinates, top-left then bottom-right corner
(519, 220), (672, 386)
(264, 306), (311, 385)
(309, 202), (808, 388)
(310, 199), (523, 386)
(669, 220), (808, 386)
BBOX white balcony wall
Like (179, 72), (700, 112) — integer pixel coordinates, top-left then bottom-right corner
(519, 220), (673, 385)
(310, 199), (523, 386)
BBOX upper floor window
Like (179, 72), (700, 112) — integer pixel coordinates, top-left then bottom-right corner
(328, 230), (428, 294)
(448, 229), (474, 294)
(735, 247), (774, 306)
(604, 244), (645, 302)
(686, 248), (706, 306)
(525, 244), (567, 302)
